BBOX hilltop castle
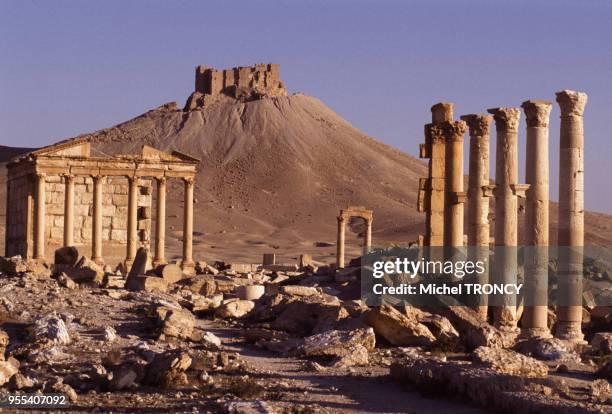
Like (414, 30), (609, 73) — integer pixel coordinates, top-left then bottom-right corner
(185, 63), (287, 110)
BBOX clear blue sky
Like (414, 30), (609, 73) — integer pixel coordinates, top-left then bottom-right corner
(1, 0), (611, 213)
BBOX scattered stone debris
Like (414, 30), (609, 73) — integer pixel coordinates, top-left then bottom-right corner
(0, 250), (609, 412)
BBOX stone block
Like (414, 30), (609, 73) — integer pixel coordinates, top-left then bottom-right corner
(126, 275), (167, 293)
(50, 227), (63, 240)
(111, 229), (127, 242)
(112, 194), (129, 206)
(81, 227), (92, 240)
(137, 195), (151, 206)
(102, 205), (116, 216)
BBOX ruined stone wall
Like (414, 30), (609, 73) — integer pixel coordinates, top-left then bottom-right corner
(43, 176), (152, 249)
(195, 63), (285, 97)
(5, 175), (32, 257)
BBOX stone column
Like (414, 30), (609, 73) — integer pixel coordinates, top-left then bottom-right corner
(126, 176), (139, 268)
(63, 174), (75, 247)
(555, 90), (587, 343)
(91, 175), (104, 265)
(337, 216), (346, 268)
(153, 177), (167, 266)
(422, 103), (454, 249)
(364, 218), (373, 254)
(443, 120), (468, 250)
(487, 107), (521, 332)
(181, 177), (195, 273)
(34, 172), (46, 260)
(461, 114), (493, 318)
(521, 100), (552, 338)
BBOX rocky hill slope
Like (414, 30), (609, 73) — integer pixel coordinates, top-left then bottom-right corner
(1, 94), (611, 263)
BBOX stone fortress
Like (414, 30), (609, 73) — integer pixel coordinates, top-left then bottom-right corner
(418, 90), (588, 344)
(185, 63), (287, 110)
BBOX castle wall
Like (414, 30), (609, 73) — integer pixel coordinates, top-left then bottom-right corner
(194, 63), (285, 97)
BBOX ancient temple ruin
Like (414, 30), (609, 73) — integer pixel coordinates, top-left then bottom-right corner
(418, 90), (588, 343)
(5, 139), (199, 272)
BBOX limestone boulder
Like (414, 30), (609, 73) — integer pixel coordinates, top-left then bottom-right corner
(0, 328), (8, 360)
(363, 305), (435, 347)
(54, 246), (79, 267)
(438, 305), (504, 350)
(404, 306), (460, 348)
(126, 275), (168, 293)
(279, 285), (319, 297)
(0, 255), (28, 274)
(298, 328), (375, 367)
(57, 273), (77, 289)
(157, 263), (184, 284)
(514, 337), (578, 361)
(63, 256), (104, 283)
(30, 314), (71, 345)
(145, 349), (192, 387)
(197, 331), (222, 349)
(179, 275), (217, 296)
(215, 300), (255, 319)
(270, 296), (348, 336)
(472, 346), (549, 377)
(0, 358), (19, 386)
(160, 308), (196, 340)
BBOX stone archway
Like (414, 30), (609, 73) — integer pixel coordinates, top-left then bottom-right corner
(336, 206), (373, 268)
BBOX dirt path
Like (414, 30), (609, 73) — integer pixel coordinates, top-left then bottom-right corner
(201, 320), (484, 414)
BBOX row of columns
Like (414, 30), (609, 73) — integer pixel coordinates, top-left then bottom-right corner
(33, 173), (195, 273)
(420, 89), (587, 343)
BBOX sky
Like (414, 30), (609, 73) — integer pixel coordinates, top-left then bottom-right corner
(1, 0), (611, 213)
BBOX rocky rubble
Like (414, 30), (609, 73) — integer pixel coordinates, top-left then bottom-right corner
(0, 250), (610, 412)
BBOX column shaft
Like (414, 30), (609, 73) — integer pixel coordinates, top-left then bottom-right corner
(443, 120), (467, 249)
(462, 114), (492, 319)
(337, 217), (346, 268)
(63, 174), (75, 247)
(555, 90), (587, 343)
(488, 107), (521, 332)
(154, 177), (167, 266)
(181, 177), (195, 272)
(92, 175), (104, 264)
(34, 173), (46, 260)
(423, 103), (453, 249)
(364, 218), (372, 254)
(521, 100), (552, 338)
(126, 176), (138, 267)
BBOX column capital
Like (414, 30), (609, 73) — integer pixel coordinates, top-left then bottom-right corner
(183, 176), (195, 185)
(91, 174), (106, 182)
(555, 90), (587, 117)
(487, 107), (521, 132)
(430, 102), (454, 124)
(460, 114), (492, 137)
(441, 120), (467, 142)
(35, 172), (47, 179)
(521, 100), (552, 127)
(62, 173), (75, 181)
(156, 176), (168, 184)
(337, 215), (346, 223)
(424, 123), (445, 144)
(127, 175), (138, 183)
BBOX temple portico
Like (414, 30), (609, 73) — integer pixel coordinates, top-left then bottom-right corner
(5, 139), (199, 272)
